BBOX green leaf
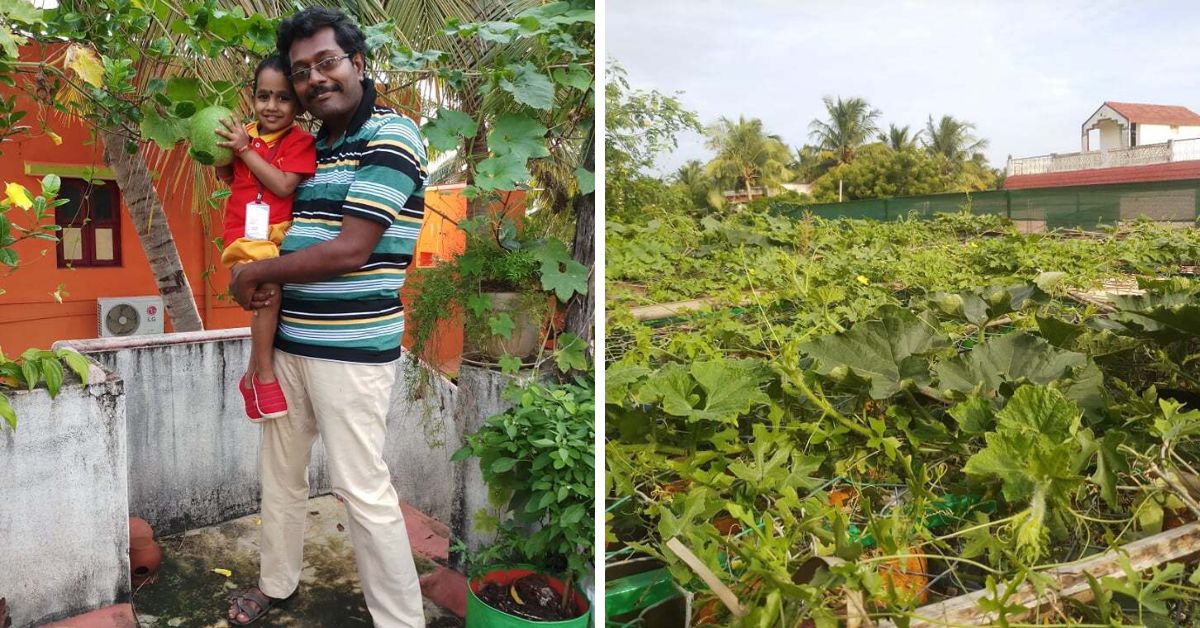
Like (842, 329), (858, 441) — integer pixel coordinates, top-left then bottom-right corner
(466, 294), (491, 317)
(574, 166), (594, 195)
(964, 385), (1083, 505)
(389, 48), (443, 72)
(491, 457), (518, 473)
(39, 174), (60, 198)
(0, 26), (25, 60)
(55, 348), (88, 384)
(424, 107), (478, 152)
(497, 354), (521, 374)
(487, 113), (550, 162)
(0, 391), (14, 429)
(934, 332), (1104, 411)
(533, 239), (589, 302)
(139, 103), (188, 149)
(1090, 430), (1129, 509)
(165, 77), (201, 104)
(552, 63), (592, 91)
(363, 19), (396, 50)
(19, 359), (37, 390)
(800, 305), (948, 399)
(473, 154), (529, 191)
(639, 359), (769, 424)
(486, 312), (515, 339)
(40, 356), (63, 398)
(498, 61), (554, 110)
(949, 395), (994, 435)
(553, 332), (588, 372)
(560, 502), (585, 525)
(450, 445), (473, 462)
(605, 362), (649, 405)
(0, 0), (44, 24)
(1035, 315), (1085, 348)
(172, 100), (197, 119)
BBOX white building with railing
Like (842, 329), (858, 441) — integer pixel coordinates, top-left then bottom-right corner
(1006, 102), (1200, 185)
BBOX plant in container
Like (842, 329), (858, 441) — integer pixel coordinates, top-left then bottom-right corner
(407, 214), (588, 373)
(452, 374), (595, 626)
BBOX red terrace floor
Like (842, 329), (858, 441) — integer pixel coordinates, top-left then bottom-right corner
(1005, 160), (1200, 189)
(47, 496), (465, 627)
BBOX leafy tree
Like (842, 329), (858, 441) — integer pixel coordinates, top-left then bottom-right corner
(923, 114), (989, 163)
(605, 60), (699, 218)
(880, 123), (921, 151)
(605, 60), (699, 176)
(791, 144), (837, 183)
(672, 159), (720, 212)
(703, 115), (792, 202)
(809, 143), (953, 202)
(808, 95), (880, 164)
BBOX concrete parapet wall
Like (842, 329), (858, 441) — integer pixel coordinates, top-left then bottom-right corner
(0, 366), (128, 628)
(59, 330), (460, 535)
(450, 365), (534, 559)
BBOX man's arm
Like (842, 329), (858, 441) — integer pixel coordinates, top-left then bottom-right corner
(230, 215), (386, 309)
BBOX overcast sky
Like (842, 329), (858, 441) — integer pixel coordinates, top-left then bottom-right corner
(608, 0), (1200, 175)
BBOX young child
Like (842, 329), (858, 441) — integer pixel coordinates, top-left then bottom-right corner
(213, 55), (316, 421)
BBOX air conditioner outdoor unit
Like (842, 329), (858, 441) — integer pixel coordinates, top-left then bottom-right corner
(97, 296), (165, 338)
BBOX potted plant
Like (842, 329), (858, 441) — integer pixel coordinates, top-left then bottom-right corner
(452, 373), (595, 626)
(407, 214), (589, 369)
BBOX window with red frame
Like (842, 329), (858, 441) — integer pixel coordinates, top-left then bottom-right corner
(55, 177), (121, 268)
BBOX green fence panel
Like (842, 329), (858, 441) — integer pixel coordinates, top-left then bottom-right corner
(785, 179), (1200, 229)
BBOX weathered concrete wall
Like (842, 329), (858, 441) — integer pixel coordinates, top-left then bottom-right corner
(59, 329), (460, 535)
(450, 365), (534, 560)
(0, 366), (128, 628)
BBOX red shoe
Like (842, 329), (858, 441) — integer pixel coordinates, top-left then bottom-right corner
(239, 375), (262, 422)
(252, 374), (288, 419)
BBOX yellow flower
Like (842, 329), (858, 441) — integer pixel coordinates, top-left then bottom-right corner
(5, 182), (32, 209)
(211, 568), (232, 577)
(46, 130), (62, 146)
(856, 275), (870, 285)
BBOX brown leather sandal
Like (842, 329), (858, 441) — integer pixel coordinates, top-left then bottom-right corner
(226, 587), (295, 626)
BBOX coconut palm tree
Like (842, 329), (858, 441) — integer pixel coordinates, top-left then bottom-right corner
(923, 114), (989, 163)
(704, 116), (792, 203)
(808, 96), (881, 164)
(880, 124), (921, 151)
(673, 159), (716, 210)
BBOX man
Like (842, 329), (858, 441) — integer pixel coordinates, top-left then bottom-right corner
(225, 7), (428, 627)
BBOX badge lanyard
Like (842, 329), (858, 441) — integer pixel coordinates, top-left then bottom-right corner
(243, 126), (290, 241)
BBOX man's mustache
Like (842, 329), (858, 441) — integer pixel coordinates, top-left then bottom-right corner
(307, 85), (340, 101)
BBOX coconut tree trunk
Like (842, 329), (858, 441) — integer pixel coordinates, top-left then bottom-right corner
(564, 128), (594, 349)
(101, 128), (203, 332)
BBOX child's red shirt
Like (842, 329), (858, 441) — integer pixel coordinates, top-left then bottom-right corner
(222, 121), (317, 246)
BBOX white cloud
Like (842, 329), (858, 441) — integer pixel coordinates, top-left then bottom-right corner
(609, 0), (1200, 173)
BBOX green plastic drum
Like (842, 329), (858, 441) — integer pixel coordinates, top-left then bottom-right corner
(466, 568), (591, 628)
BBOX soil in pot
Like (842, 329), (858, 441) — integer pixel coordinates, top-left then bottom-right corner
(476, 574), (582, 621)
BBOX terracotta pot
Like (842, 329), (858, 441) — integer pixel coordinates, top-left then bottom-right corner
(129, 517), (162, 586)
(477, 292), (542, 359)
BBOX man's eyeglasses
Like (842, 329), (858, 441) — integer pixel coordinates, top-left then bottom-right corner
(289, 54), (352, 83)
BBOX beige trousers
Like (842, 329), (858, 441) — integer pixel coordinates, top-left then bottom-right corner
(258, 350), (426, 628)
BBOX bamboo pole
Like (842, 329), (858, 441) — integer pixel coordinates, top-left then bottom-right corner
(880, 522), (1200, 627)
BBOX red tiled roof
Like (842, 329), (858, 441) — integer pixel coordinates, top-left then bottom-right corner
(1104, 102), (1200, 126)
(1005, 161), (1200, 189)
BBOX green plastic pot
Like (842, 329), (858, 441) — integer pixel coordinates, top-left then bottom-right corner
(467, 568), (592, 628)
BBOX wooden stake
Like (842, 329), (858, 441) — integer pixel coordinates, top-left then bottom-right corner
(879, 522), (1200, 626)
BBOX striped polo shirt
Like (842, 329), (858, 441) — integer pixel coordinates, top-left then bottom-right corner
(276, 79), (427, 364)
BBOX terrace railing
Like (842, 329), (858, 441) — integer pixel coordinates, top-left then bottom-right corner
(1007, 138), (1200, 176)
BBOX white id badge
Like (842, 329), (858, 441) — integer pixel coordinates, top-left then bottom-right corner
(244, 201), (271, 240)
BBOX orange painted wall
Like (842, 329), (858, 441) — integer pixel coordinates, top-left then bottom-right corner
(0, 46), (526, 368)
